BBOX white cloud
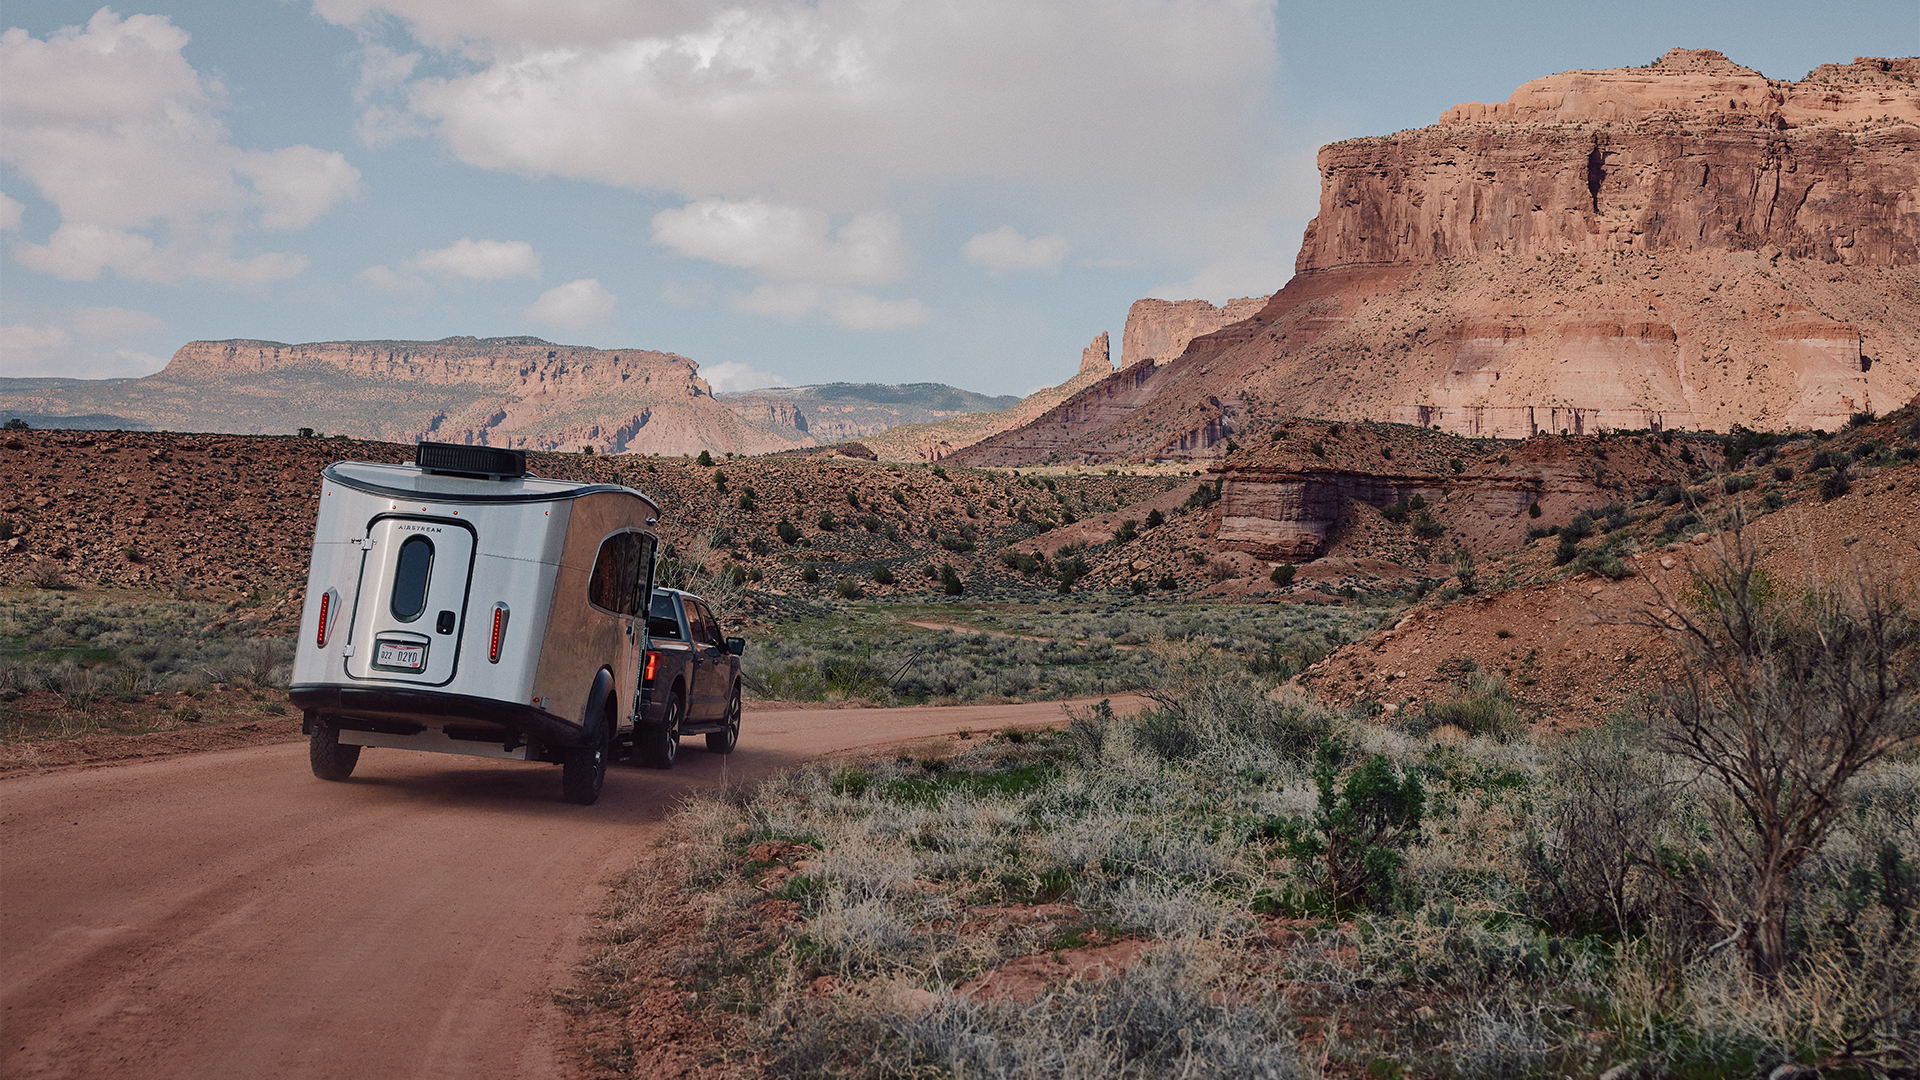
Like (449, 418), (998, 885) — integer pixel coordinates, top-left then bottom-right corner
(0, 306), (172, 378)
(236, 146), (363, 230)
(358, 264), (431, 294)
(318, 1), (1276, 210)
(0, 10), (359, 285)
(701, 360), (793, 393)
(651, 200), (908, 285)
(0, 192), (22, 231)
(526, 278), (617, 330)
(823, 292), (929, 332)
(963, 226), (1069, 275)
(729, 282), (928, 331)
(403, 238), (541, 280)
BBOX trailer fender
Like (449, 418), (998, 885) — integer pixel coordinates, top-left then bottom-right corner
(580, 667), (616, 747)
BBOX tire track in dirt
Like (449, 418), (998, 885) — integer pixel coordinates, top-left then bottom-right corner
(0, 696), (1139, 1080)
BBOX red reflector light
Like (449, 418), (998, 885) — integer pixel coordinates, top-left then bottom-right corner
(644, 651), (658, 682)
(316, 590), (331, 647)
(489, 606), (507, 664)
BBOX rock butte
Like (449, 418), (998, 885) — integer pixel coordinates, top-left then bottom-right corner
(957, 49), (1920, 465)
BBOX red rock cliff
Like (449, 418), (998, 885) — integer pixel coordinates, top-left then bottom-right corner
(1299, 51), (1920, 271)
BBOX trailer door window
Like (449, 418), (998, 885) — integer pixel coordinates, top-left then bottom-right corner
(390, 535), (434, 622)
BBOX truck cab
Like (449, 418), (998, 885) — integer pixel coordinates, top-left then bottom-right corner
(633, 587), (745, 767)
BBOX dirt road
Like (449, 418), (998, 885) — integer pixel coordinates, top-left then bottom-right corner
(0, 697), (1137, 1079)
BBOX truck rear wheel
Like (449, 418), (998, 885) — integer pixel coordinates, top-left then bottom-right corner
(562, 718), (611, 805)
(310, 720), (361, 781)
(637, 692), (682, 769)
(706, 685), (741, 754)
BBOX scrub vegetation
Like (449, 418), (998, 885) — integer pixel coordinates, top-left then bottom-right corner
(0, 588), (293, 742)
(739, 601), (1386, 705)
(570, 561), (1920, 1080)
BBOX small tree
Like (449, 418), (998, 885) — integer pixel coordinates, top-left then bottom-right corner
(1635, 529), (1920, 983)
(1270, 563), (1296, 586)
(940, 564), (964, 596)
(696, 449), (714, 466)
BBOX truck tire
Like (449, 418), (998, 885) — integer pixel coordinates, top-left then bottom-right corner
(562, 714), (611, 805)
(706, 684), (741, 754)
(637, 691), (681, 769)
(310, 720), (361, 781)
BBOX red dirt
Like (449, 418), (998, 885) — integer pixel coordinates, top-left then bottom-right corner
(0, 695), (1141, 1080)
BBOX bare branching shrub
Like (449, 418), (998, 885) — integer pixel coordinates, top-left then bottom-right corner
(1523, 728), (1672, 936)
(1635, 528), (1920, 983)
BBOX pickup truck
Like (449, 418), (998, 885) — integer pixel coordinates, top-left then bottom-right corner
(633, 587), (745, 767)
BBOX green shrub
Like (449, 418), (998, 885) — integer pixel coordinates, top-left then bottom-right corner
(872, 566), (895, 586)
(776, 518), (800, 545)
(1412, 510), (1444, 540)
(940, 564), (964, 595)
(817, 511), (838, 531)
(833, 577), (864, 600)
(1821, 469), (1852, 501)
(1554, 538), (1579, 566)
(696, 449), (714, 466)
(1112, 520), (1138, 544)
(1274, 740), (1425, 913)
(1270, 563), (1296, 586)
(1773, 465), (1793, 482)
(800, 567), (820, 584)
(1310, 440), (1326, 457)
(1145, 509), (1165, 528)
(1527, 501), (1541, 518)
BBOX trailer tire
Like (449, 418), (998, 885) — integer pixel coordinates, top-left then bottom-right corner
(562, 711), (612, 806)
(637, 692), (681, 769)
(706, 684), (741, 754)
(310, 720), (361, 781)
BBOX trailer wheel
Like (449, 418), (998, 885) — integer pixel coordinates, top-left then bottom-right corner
(310, 720), (361, 781)
(562, 715), (611, 806)
(637, 692), (681, 769)
(706, 684), (741, 754)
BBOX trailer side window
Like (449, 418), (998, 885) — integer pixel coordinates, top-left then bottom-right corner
(589, 531), (652, 617)
(390, 535), (434, 622)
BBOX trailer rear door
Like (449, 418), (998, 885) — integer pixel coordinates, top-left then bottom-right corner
(343, 516), (476, 686)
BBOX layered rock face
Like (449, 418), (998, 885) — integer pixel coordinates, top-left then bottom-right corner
(1213, 421), (1695, 562)
(957, 49), (1920, 461)
(1119, 295), (1269, 367)
(0, 337), (808, 456)
(1303, 51), (1920, 271)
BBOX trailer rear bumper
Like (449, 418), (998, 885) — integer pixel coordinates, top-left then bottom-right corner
(290, 684), (590, 750)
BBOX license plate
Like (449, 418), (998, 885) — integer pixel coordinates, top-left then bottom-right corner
(376, 641), (426, 670)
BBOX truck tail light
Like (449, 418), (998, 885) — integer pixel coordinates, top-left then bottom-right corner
(643, 651), (658, 683)
(489, 603), (511, 664)
(316, 588), (338, 648)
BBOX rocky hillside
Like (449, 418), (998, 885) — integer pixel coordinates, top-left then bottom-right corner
(0, 336), (813, 457)
(955, 50), (1920, 466)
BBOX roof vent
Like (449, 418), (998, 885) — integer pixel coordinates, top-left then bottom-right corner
(416, 441), (527, 480)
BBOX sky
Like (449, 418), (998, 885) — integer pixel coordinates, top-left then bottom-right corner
(2, 2), (1913, 396)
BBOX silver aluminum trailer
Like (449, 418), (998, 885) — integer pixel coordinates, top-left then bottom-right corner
(289, 442), (659, 805)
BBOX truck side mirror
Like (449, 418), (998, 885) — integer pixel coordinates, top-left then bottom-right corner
(726, 637), (746, 656)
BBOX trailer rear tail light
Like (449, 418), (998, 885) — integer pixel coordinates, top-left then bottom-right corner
(489, 603), (511, 664)
(316, 588), (339, 648)
(643, 651), (658, 683)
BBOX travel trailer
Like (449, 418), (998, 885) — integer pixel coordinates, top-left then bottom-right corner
(288, 442), (659, 805)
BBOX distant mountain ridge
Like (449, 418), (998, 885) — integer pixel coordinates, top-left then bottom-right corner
(716, 382), (1020, 443)
(0, 336), (808, 456)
